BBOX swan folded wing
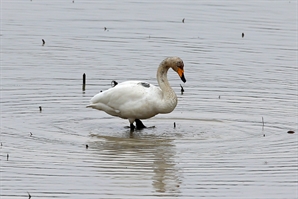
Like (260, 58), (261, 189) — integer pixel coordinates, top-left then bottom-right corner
(88, 81), (163, 119)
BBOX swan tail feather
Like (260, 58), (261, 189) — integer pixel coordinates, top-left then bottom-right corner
(86, 104), (95, 108)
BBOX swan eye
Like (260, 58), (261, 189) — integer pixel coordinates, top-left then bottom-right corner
(177, 61), (184, 69)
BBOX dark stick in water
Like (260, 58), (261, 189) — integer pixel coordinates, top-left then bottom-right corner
(82, 73), (86, 91)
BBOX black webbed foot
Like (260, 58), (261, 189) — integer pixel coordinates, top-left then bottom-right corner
(135, 119), (147, 130)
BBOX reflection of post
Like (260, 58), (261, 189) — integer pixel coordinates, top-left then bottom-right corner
(88, 134), (181, 196)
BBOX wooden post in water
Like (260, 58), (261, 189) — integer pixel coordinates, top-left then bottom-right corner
(82, 73), (86, 91)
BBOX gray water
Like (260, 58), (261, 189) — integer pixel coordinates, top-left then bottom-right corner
(1, 1), (297, 198)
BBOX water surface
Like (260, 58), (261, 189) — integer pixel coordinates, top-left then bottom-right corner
(1, 1), (297, 198)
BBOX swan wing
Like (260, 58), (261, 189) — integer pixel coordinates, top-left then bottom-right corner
(87, 81), (163, 119)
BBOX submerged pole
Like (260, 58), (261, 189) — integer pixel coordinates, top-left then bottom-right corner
(82, 73), (86, 91)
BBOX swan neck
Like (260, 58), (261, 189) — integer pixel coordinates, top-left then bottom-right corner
(157, 63), (170, 90)
(156, 61), (177, 112)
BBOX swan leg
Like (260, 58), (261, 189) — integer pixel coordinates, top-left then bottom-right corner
(127, 119), (148, 131)
(130, 123), (135, 131)
(135, 119), (147, 129)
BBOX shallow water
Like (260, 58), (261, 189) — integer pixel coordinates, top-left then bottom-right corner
(1, 1), (297, 198)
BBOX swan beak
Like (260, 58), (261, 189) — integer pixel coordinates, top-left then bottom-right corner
(177, 68), (186, 83)
(181, 73), (186, 83)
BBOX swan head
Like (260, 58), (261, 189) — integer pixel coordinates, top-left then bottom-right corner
(163, 57), (186, 83)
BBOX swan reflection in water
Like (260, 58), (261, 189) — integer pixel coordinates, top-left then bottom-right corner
(88, 131), (182, 195)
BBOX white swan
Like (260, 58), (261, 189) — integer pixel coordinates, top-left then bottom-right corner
(87, 57), (186, 130)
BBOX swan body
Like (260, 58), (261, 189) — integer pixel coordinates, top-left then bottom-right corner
(87, 56), (186, 130)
